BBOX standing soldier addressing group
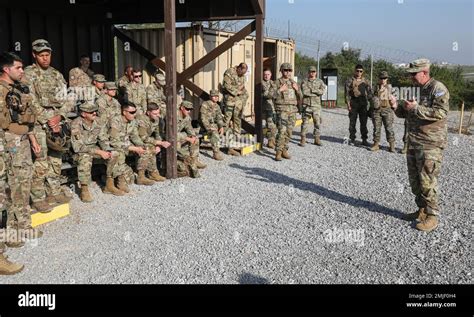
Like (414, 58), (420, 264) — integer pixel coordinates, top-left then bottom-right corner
(200, 89), (225, 161)
(299, 66), (326, 147)
(262, 68), (277, 149)
(393, 58), (450, 232)
(371, 71), (396, 152)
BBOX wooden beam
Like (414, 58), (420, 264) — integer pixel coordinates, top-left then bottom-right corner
(177, 21), (256, 84)
(164, 0), (177, 179)
(254, 13), (264, 144)
(250, 0), (263, 15)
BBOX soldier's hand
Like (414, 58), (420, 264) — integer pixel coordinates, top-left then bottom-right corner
(48, 115), (61, 129)
(135, 146), (146, 155)
(292, 82), (299, 91)
(30, 138), (41, 155)
(347, 102), (352, 112)
(218, 127), (224, 135)
(159, 141), (171, 149)
(155, 146), (161, 154)
(98, 150), (112, 160)
(403, 100), (417, 111)
(390, 95), (398, 110)
(279, 84), (288, 92)
(187, 136), (197, 144)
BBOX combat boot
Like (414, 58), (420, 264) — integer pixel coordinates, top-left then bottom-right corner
(400, 143), (408, 154)
(416, 215), (439, 232)
(389, 141), (396, 153)
(298, 136), (306, 147)
(267, 139), (276, 149)
(282, 149), (291, 160)
(228, 148), (241, 156)
(32, 200), (53, 213)
(0, 254), (24, 275)
(402, 207), (427, 222)
(314, 136), (322, 146)
(46, 193), (71, 205)
(136, 170), (155, 186)
(148, 171), (166, 182)
(275, 151), (283, 161)
(371, 142), (380, 152)
(117, 175), (130, 192)
(5, 240), (25, 248)
(213, 151), (224, 161)
(103, 177), (125, 196)
(79, 184), (93, 203)
(189, 165), (201, 178)
(195, 160), (207, 169)
(362, 139), (370, 147)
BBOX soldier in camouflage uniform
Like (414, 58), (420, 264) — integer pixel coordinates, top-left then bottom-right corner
(371, 71), (396, 152)
(177, 101), (203, 178)
(96, 82), (121, 124)
(136, 103), (170, 182)
(117, 66), (133, 104)
(25, 39), (74, 211)
(262, 69), (277, 149)
(300, 66), (327, 146)
(124, 69), (147, 115)
(70, 101), (112, 202)
(222, 63), (248, 156)
(345, 64), (373, 146)
(272, 63), (302, 161)
(401, 121), (409, 154)
(200, 89), (225, 160)
(146, 73), (167, 118)
(0, 52), (43, 238)
(91, 74), (106, 100)
(69, 54), (94, 87)
(393, 59), (449, 232)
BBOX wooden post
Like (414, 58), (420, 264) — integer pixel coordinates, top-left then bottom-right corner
(254, 10), (264, 145)
(458, 101), (465, 135)
(164, 0), (177, 179)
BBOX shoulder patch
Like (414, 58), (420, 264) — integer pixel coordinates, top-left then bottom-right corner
(434, 91), (446, 98)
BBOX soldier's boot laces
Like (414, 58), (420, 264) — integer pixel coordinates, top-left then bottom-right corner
(282, 149), (291, 160)
(117, 175), (131, 192)
(389, 141), (396, 153)
(298, 136), (306, 147)
(136, 170), (155, 186)
(0, 254), (24, 275)
(228, 148), (241, 156)
(401, 143), (408, 154)
(402, 207), (427, 222)
(103, 177), (125, 196)
(371, 142), (380, 152)
(32, 200), (53, 214)
(195, 160), (207, 169)
(267, 139), (276, 149)
(314, 136), (322, 146)
(416, 215), (439, 232)
(213, 151), (224, 161)
(148, 170), (166, 182)
(79, 184), (93, 203)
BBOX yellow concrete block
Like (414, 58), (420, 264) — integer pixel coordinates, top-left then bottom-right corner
(31, 203), (70, 227)
(241, 143), (261, 156)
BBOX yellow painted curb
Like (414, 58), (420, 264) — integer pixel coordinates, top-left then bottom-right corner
(31, 203), (70, 227)
(241, 143), (261, 156)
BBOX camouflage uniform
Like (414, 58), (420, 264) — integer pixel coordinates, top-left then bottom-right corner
(300, 76), (326, 138)
(372, 83), (395, 143)
(222, 66), (248, 139)
(124, 82), (147, 115)
(136, 114), (162, 173)
(24, 63), (73, 204)
(262, 79), (277, 143)
(0, 131), (6, 254)
(177, 104), (200, 176)
(200, 99), (225, 153)
(395, 76), (449, 216)
(0, 80), (36, 229)
(68, 67), (94, 87)
(96, 93), (121, 123)
(146, 82), (167, 118)
(345, 76), (373, 141)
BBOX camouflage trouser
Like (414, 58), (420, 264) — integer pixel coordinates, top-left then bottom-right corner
(4, 132), (33, 229)
(263, 107), (277, 142)
(349, 98), (369, 140)
(0, 146), (8, 254)
(402, 120), (408, 145)
(74, 150), (101, 185)
(372, 107), (395, 143)
(106, 150), (134, 183)
(177, 142), (198, 174)
(223, 99), (244, 139)
(207, 130), (221, 152)
(407, 147), (443, 216)
(275, 108), (297, 152)
(301, 105), (321, 138)
(136, 146), (159, 172)
(31, 127), (63, 203)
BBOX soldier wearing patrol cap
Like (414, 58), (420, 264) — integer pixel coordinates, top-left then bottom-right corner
(146, 72), (167, 119)
(96, 82), (121, 126)
(371, 70), (396, 152)
(262, 68), (277, 149)
(70, 101), (112, 202)
(200, 89), (226, 160)
(92, 74), (106, 99)
(299, 65), (326, 146)
(392, 58), (450, 232)
(177, 100), (203, 177)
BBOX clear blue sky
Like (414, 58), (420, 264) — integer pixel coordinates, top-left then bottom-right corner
(266, 0), (474, 65)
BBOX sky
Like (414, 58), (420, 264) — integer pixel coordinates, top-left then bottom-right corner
(265, 0), (474, 65)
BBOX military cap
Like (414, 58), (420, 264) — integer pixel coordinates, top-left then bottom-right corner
(180, 100), (194, 110)
(308, 66), (317, 72)
(209, 89), (219, 97)
(105, 82), (118, 90)
(379, 71), (389, 79)
(32, 39), (52, 53)
(79, 101), (98, 112)
(92, 74), (106, 82)
(280, 62), (293, 71)
(155, 73), (166, 85)
(406, 58), (431, 73)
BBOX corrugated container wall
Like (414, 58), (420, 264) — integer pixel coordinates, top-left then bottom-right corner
(115, 26), (295, 119)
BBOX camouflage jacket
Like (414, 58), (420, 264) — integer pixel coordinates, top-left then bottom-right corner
(146, 83), (167, 118)
(96, 94), (121, 122)
(199, 100), (224, 131)
(262, 79), (277, 112)
(68, 67), (94, 87)
(109, 116), (144, 153)
(177, 111), (195, 143)
(395, 78), (449, 150)
(373, 84), (393, 109)
(344, 77), (373, 104)
(301, 78), (326, 107)
(70, 116), (110, 154)
(222, 67), (248, 106)
(24, 64), (73, 124)
(272, 77), (302, 111)
(136, 113), (162, 146)
(117, 75), (130, 90)
(124, 82), (147, 114)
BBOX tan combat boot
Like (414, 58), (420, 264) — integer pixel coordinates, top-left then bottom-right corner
(148, 170), (166, 182)
(402, 207), (427, 222)
(275, 151), (282, 161)
(103, 177), (125, 196)
(298, 136), (306, 147)
(267, 139), (276, 149)
(0, 254), (24, 275)
(117, 175), (130, 192)
(46, 193), (71, 205)
(389, 141), (396, 153)
(228, 148), (241, 156)
(400, 143), (408, 154)
(314, 136), (322, 146)
(195, 159), (207, 169)
(80, 184), (93, 203)
(136, 170), (155, 186)
(282, 149), (291, 160)
(416, 215), (439, 232)
(213, 151), (224, 161)
(371, 142), (380, 152)
(32, 200), (53, 213)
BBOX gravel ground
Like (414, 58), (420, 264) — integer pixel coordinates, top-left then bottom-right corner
(2, 108), (472, 284)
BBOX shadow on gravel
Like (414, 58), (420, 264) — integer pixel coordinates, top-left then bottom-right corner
(229, 164), (405, 220)
(238, 272), (270, 284)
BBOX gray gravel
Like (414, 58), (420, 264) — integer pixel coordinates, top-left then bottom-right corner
(2, 108), (472, 284)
